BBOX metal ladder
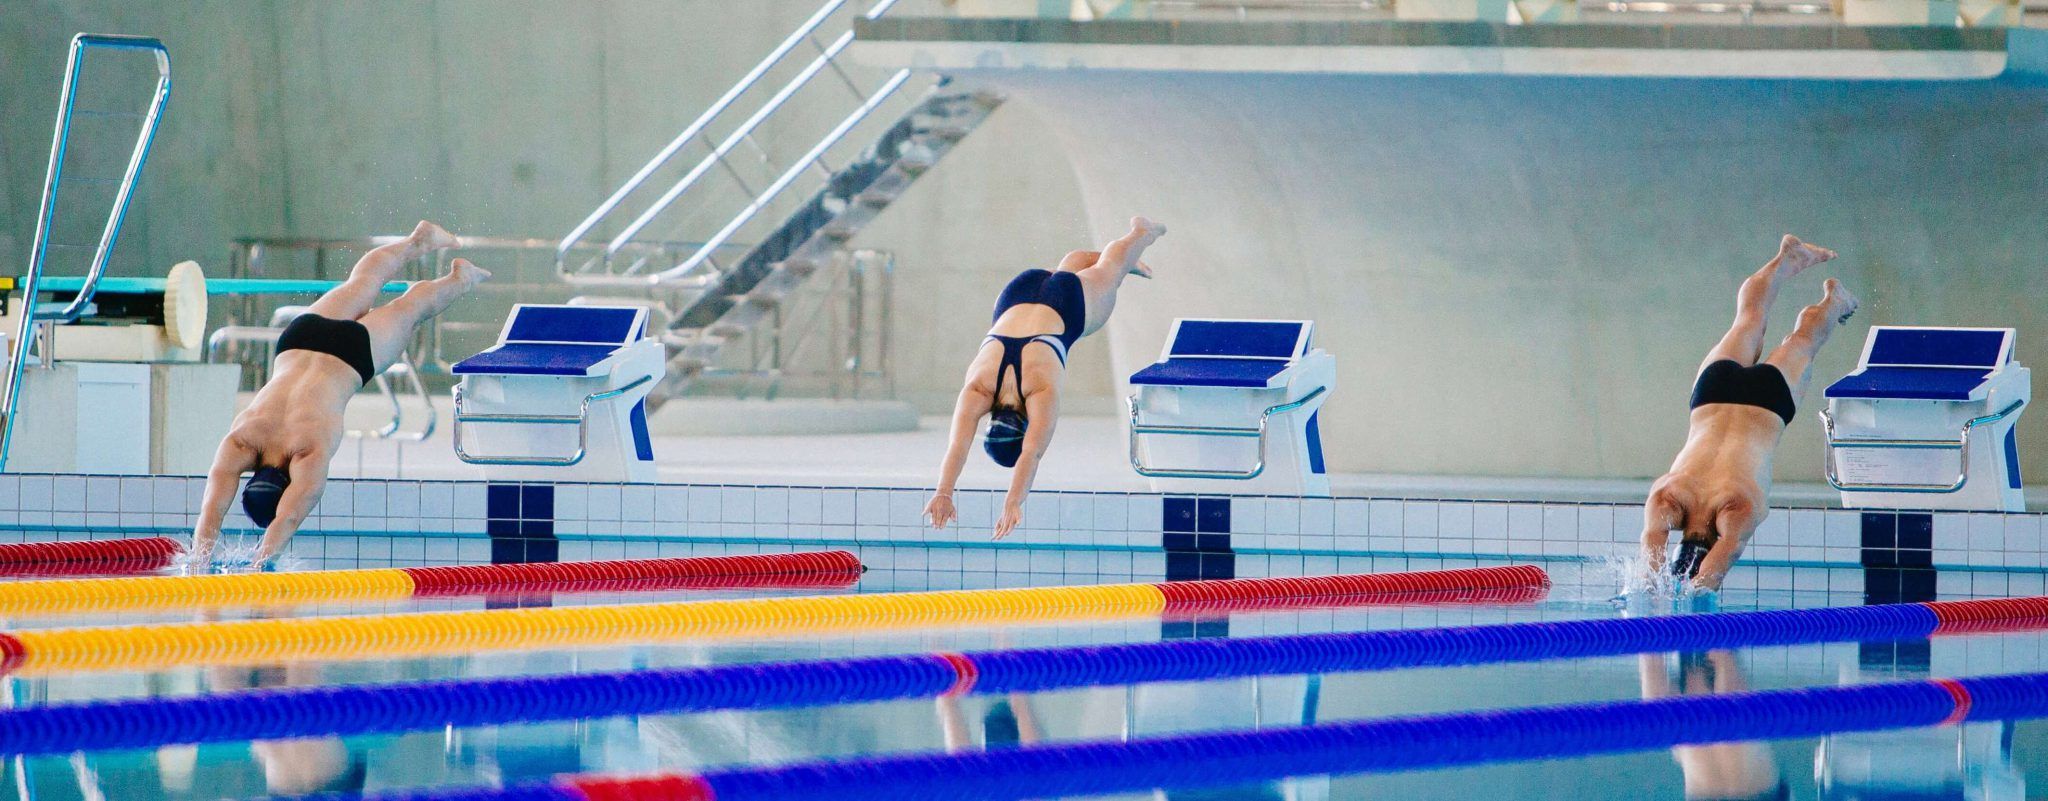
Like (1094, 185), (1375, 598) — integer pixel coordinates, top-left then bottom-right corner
(556, 0), (1001, 404)
(0, 34), (171, 473)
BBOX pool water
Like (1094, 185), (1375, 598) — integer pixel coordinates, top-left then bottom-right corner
(3, 537), (2044, 800)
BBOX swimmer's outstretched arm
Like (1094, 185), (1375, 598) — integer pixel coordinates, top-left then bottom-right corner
(993, 390), (1058, 540)
(192, 439), (256, 560)
(925, 384), (992, 530)
(252, 452), (328, 564)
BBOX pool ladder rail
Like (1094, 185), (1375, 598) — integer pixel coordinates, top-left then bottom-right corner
(0, 33), (171, 473)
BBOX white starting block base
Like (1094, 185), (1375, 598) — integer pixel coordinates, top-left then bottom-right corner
(452, 305), (664, 483)
(1128, 319), (1336, 497)
(1823, 326), (2030, 512)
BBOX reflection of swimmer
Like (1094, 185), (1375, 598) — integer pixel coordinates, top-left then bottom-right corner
(192, 221), (490, 565)
(209, 663), (368, 795)
(937, 694), (1043, 751)
(1640, 651), (1785, 801)
(1641, 236), (1859, 590)
(926, 217), (1164, 539)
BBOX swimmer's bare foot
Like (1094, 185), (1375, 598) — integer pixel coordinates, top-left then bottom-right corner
(1821, 277), (1859, 324)
(445, 257), (492, 289)
(407, 220), (460, 254)
(1130, 216), (1166, 244)
(1773, 235), (1834, 279)
(1132, 260), (1155, 279)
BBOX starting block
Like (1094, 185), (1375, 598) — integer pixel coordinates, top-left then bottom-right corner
(452, 304), (663, 482)
(1821, 326), (2029, 511)
(1127, 319), (1335, 496)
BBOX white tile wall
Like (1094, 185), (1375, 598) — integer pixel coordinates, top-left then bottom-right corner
(5, 473), (2048, 587)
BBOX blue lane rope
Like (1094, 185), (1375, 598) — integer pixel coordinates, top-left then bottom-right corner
(344, 672), (2048, 801)
(0, 603), (1966, 755)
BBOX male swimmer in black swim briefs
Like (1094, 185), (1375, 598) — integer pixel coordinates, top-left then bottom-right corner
(193, 221), (489, 565)
(1644, 235), (1859, 590)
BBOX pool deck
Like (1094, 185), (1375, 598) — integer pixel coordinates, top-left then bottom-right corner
(330, 409), (1896, 508)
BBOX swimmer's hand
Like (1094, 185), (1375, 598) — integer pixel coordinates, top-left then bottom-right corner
(993, 502), (1022, 540)
(924, 492), (957, 530)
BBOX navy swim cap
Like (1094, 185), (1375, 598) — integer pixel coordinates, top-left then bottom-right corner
(241, 466), (291, 528)
(983, 409), (1027, 468)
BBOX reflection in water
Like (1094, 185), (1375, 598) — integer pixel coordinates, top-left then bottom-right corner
(1640, 651), (1786, 801)
(208, 664), (367, 796)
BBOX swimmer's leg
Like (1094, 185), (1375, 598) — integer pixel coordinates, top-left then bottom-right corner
(1699, 235), (1835, 371)
(1072, 217), (1166, 337)
(1763, 278), (1859, 399)
(305, 221), (459, 321)
(357, 258), (490, 372)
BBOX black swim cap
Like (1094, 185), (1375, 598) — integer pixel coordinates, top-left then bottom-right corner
(241, 466), (291, 528)
(984, 409), (1027, 468)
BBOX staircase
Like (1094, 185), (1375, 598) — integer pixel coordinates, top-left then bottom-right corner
(556, 0), (1001, 407)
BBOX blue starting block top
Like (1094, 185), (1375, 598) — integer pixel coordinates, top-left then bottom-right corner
(1825, 366), (1993, 401)
(16, 277), (411, 295)
(453, 304), (649, 378)
(1131, 358), (1292, 388)
(1130, 319), (1313, 388)
(453, 343), (622, 376)
(1825, 327), (2015, 402)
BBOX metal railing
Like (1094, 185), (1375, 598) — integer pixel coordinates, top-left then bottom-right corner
(690, 248), (895, 401)
(555, 0), (913, 288)
(1127, 387), (1327, 480)
(1819, 399), (2027, 493)
(0, 34), (172, 474)
(450, 375), (654, 467)
(224, 235), (747, 376)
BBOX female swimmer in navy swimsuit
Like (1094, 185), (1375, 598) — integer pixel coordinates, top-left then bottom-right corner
(926, 217), (1166, 539)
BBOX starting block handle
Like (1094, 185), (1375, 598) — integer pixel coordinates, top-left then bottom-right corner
(451, 375), (652, 467)
(1820, 398), (2025, 493)
(1127, 386), (1325, 480)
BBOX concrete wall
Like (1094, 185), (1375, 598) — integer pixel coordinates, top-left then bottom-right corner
(0, 0), (1105, 408)
(999, 70), (2048, 481)
(8, 3), (2045, 482)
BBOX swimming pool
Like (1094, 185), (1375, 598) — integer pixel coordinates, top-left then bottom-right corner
(4, 488), (2048, 800)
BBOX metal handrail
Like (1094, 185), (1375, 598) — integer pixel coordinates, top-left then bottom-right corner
(0, 33), (171, 474)
(1819, 398), (2026, 493)
(1128, 386), (1326, 480)
(567, 0), (905, 287)
(555, 0), (854, 276)
(670, 70), (914, 279)
(450, 375), (654, 467)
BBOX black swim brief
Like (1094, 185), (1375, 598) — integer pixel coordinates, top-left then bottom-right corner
(276, 313), (376, 385)
(1689, 359), (1796, 426)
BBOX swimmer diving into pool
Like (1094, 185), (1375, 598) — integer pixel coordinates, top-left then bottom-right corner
(925, 216), (1166, 539)
(192, 221), (489, 565)
(1644, 235), (1859, 590)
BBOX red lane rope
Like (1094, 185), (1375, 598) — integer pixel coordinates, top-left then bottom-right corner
(937, 652), (979, 696)
(0, 537), (182, 565)
(1156, 565), (1549, 613)
(1924, 597), (2048, 634)
(400, 551), (863, 597)
(566, 774), (713, 801)
(1934, 678), (1973, 726)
